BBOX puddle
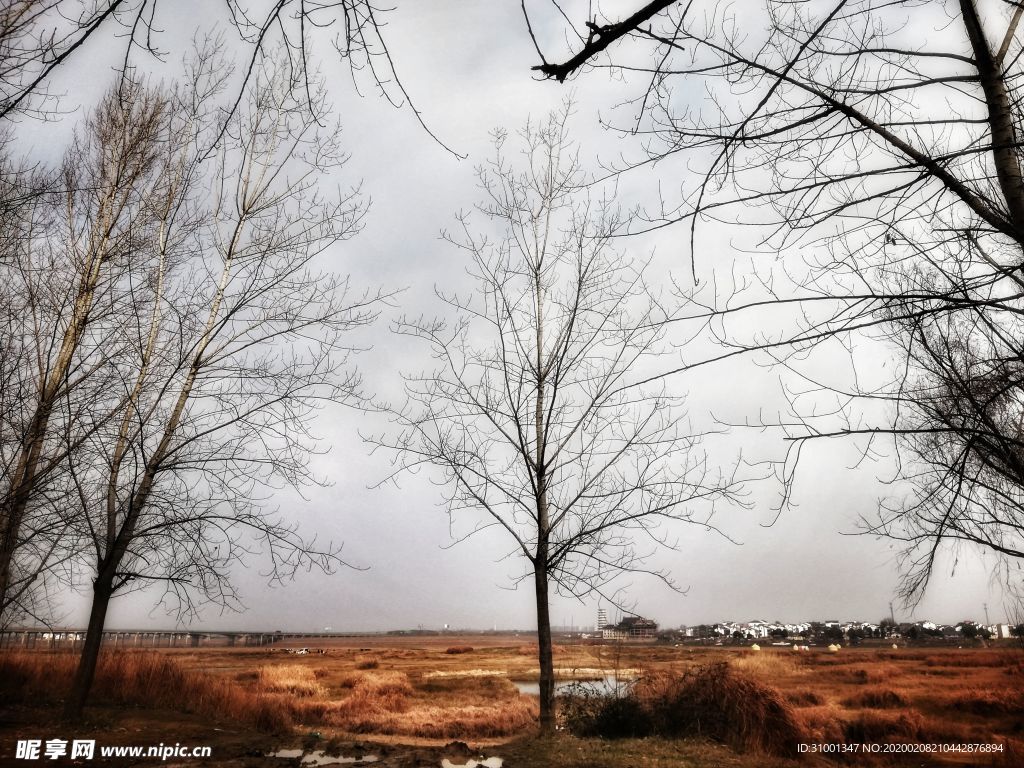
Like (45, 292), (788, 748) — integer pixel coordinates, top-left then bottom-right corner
(512, 674), (631, 697)
(302, 754), (379, 766)
(268, 750), (378, 765)
(441, 759), (503, 768)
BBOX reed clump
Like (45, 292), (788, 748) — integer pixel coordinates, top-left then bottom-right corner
(257, 664), (327, 697)
(0, 650), (294, 733)
(562, 661), (807, 757)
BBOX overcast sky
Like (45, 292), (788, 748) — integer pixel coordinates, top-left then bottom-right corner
(16, 0), (1017, 632)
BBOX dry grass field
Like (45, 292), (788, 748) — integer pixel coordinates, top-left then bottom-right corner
(1, 635), (1022, 766)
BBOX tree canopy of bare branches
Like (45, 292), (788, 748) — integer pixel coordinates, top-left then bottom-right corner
(369, 107), (742, 731)
(0, 0), (458, 153)
(525, 0), (1024, 602)
(53, 53), (384, 718)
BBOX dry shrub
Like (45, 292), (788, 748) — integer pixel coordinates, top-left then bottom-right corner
(662, 662), (807, 756)
(841, 687), (907, 709)
(843, 710), (925, 743)
(0, 651), (293, 733)
(355, 659), (380, 670)
(797, 705), (846, 744)
(564, 662), (807, 757)
(787, 688), (825, 707)
(257, 665), (326, 697)
(950, 689), (1024, 716)
(445, 646), (474, 655)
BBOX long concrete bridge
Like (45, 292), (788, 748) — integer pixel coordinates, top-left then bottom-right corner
(0, 628), (388, 650)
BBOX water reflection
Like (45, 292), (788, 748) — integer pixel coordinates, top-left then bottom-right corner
(511, 675), (632, 697)
(268, 750), (379, 765)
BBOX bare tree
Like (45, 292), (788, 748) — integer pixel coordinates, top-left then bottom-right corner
(0, 79), (174, 621)
(524, 0), (1024, 602)
(369, 107), (741, 731)
(0, 149), (65, 625)
(60, 55), (382, 719)
(0, 1), (457, 154)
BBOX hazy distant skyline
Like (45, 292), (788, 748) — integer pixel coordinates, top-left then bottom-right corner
(12, 0), (1019, 634)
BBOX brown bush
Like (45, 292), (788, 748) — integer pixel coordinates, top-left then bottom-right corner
(564, 662), (807, 758)
(355, 659), (380, 670)
(841, 687), (907, 709)
(662, 662), (807, 756)
(445, 646), (474, 655)
(796, 705), (845, 745)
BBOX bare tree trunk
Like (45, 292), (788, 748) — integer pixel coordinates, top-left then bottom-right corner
(960, 0), (1024, 239)
(534, 561), (556, 732)
(64, 567), (114, 721)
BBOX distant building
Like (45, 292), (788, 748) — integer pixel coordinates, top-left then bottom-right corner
(607, 616), (658, 639)
(596, 608), (608, 631)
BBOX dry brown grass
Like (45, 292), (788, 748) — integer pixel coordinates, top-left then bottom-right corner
(565, 662), (807, 758)
(283, 668), (535, 738)
(0, 650), (294, 733)
(663, 661), (807, 756)
(257, 664), (326, 697)
(309, 698), (538, 738)
(923, 651), (1010, 667)
(796, 704), (847, 744)
(0, 647), (541, 740)
(840, 686), (907, 709)
(948, 688), (1023, 716)
(733, 651), (803, 678)
(785, 688), (825, 707)
(6, 637), (1023, 761)
(445, 646), (474, 654)
(842, 709), (926, 743)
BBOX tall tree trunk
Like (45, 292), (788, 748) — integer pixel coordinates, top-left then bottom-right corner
(534, 562), (556, 732)
(64, 567), (115, 720)
(960, 0), (1024, 240)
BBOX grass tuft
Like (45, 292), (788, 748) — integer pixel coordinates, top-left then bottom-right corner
(563, 661), (807, 757)
(257, 665), (326, 697)
(786, 688), (825, 707)
(949, 689), (1024, 716)
(841, 687), (907, 709)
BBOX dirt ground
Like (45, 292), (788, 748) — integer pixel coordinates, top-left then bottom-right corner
(1, 634), (1021, 767)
